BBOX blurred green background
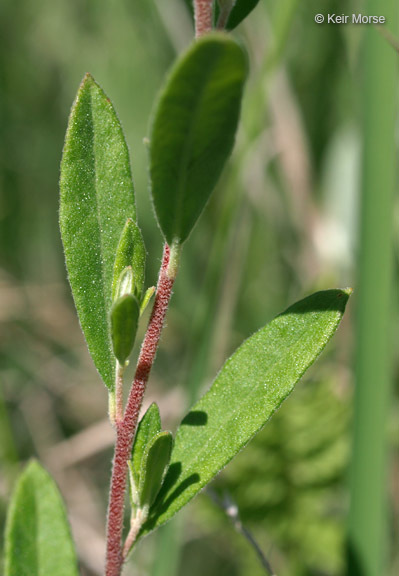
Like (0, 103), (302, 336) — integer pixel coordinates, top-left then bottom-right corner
(0, 1), (398, 575)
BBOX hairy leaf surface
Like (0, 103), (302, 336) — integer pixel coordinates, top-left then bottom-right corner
(142, 289), (351, 533)
(149, 34), (247, 244)
(60, 74), (136, 389)
(4, 461), (79, 576)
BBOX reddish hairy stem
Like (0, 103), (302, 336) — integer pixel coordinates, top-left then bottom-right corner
(194, 0), (214, 38)
(105, 244), (175, 576)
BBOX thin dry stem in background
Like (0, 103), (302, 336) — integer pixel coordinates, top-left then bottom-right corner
(207, 489), (277, 576)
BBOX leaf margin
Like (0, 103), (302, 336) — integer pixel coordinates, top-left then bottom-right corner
(60, 72), (137, 390)
(140, 288), (352, 535)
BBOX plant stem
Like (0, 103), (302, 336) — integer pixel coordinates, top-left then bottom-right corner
(105, 244), (177, 576)
(194, 0), (213, 38)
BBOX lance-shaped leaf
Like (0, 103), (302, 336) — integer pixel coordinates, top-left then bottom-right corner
(60, 73), (136, 389)
(4, 460), (79, 576)
(141, 289), (351, 534)
(149, 34), (247, 245)
(111, 294), (140, 365)
(139, 431), (173, 509)
(112, 218), (146, 302)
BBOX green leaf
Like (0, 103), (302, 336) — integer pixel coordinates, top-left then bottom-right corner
(111, 294), (140, 365)
(60, 73), (136, 390)
(112, 218), (146, 302)
(4, 460), (79, 576)
(139, 431), (173, 508)
(219, 0), (260, 30)
(149, 34), (247, 244)
(131, 403), (162, 489)
(141, 289), (351, 534)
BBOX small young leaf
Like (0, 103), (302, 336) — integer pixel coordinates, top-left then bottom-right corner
(112, 218), (146, 302)
(141, 289), (351, 534)
(60, 73), (136, 390)
(139, 431), (173, 508)
(4, 460), (79, 576)
(131, 403), (162, 489)
(149, 34), (247, 245)
(111, 294), (140, 364)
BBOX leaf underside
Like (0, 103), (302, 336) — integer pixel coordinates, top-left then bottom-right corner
(141, 289), (351, 535)
(149, 34), (247, 244)
(60, 73), (136, 389)
(4, 460), (79, 576)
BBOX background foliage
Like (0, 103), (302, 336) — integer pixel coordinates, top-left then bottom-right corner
(0, 1), (398, 575)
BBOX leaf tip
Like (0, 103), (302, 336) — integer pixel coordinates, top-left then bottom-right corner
(146, 402), (162, 423)
(335, 287), (353, 308)
(80, 72), (95, 89)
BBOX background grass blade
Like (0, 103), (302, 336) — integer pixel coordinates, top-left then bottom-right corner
(60, 73), (136, 390)
(347, 3), (397, 574)
(141, 289), (351, 534)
